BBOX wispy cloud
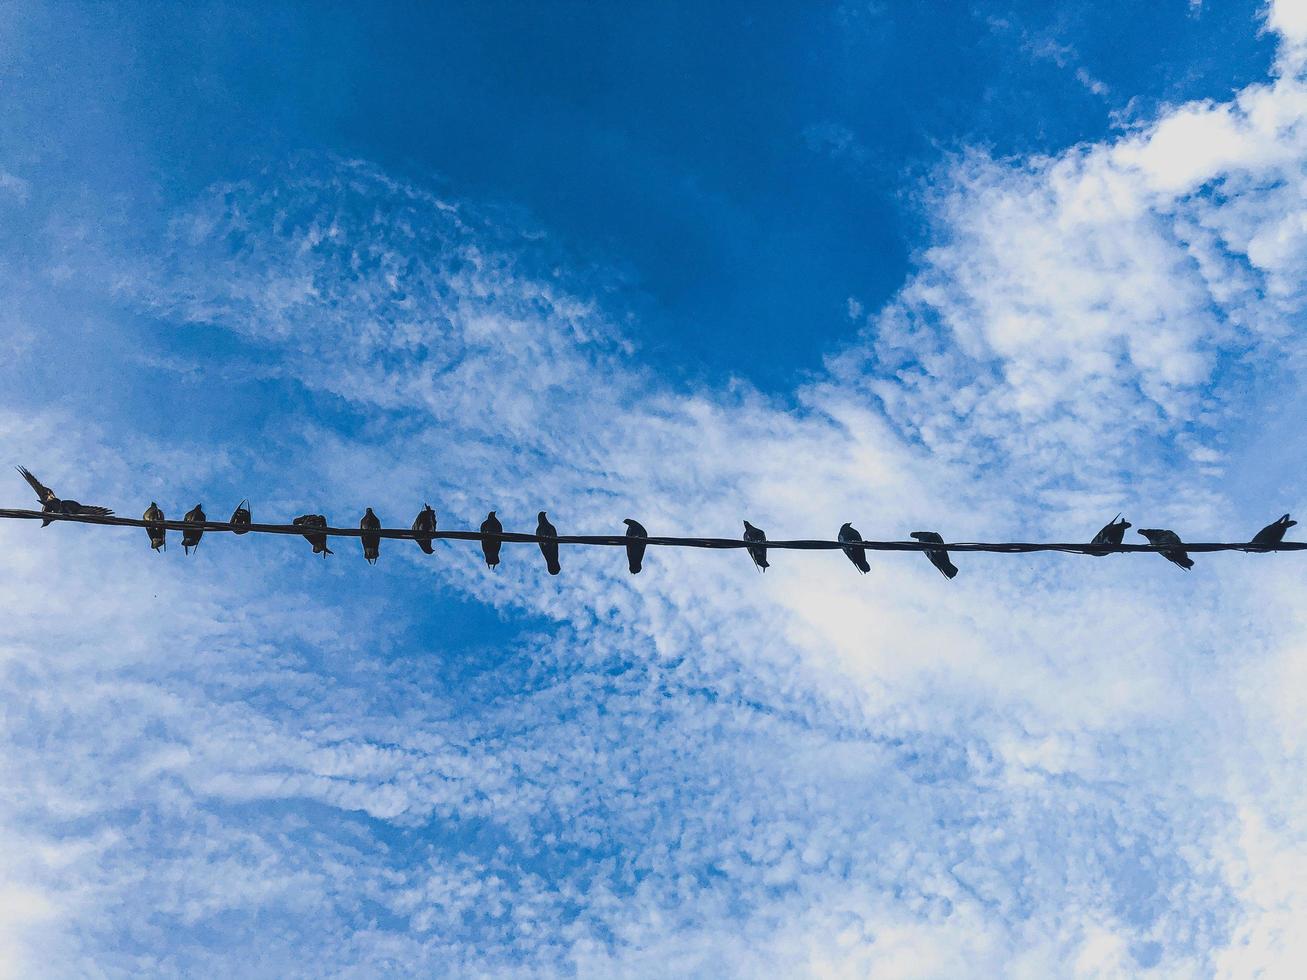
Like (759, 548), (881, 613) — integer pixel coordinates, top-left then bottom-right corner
(3, 3), (1307, 976)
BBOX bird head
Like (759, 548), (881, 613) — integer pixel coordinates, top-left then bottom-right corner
(840, 522), (853, 532)
(1283, 514), (1297, 528)
(623, 518), (637, 528)
(538, 511), (548, 521)
(488, 510), (496, 518)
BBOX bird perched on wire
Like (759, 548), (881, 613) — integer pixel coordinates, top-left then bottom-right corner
(16, 465), (113, 527)
(181, 504), (206, 555)
(1251, 514), (1296, 548)
(742, 520), (769, 571)
(911, 530), (958, 579)
(537, 511), (561, 575)
(1085, 515), (1131, 556)
(230, 499), (251, 534)
(292, 514), (333, 557)
(360, 508), (381, 564)
(411, 504), (437, 555)
(1137, 528), (1193, 570)
(623, 518), (648, 574)
(143, 502), (166, 552)
(480, 511), (502, 570)
(839, 522), (870, 574)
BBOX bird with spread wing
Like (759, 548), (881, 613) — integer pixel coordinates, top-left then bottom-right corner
(16, 465), (114, 527)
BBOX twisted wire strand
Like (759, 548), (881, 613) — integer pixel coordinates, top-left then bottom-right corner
(0, 509), (1298, 555)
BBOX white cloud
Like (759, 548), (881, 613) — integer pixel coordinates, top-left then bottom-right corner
(5, 4), (1307, 974)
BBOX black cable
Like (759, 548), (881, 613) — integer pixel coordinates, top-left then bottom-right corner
(0, 508), (1297, 554)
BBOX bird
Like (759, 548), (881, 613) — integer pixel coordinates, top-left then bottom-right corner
(360, 508), (381, 564)
(292, 514), (333, 556)
(910, 530), (958, 579)
(411, 504), (437, 555)
(1251, 514), (1296, 548)
(1085, 514), (1131, 556)
(16, 465), (113, 526)
(623, 519), (648, 574)
(742, 520), (769, 571)
(839, 522), (870, 574)
(230, 499), (251, 534)
(537, 511), (561, 575)
(1137, 528), (1194, 570)
(143, 502), (166, 552)
(181, 504), (205, 555)
(480, 511), (502, 569)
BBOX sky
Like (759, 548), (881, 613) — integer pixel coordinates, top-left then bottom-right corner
(3, 0), (1307, 975)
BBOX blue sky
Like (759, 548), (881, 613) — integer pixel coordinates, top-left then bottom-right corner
(4, 0), (1307, 975)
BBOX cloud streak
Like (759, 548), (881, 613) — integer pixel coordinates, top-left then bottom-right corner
(3, 3), (1307, 975)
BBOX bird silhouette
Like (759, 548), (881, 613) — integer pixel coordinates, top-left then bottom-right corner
(1251, 514), (1296, 548)
(360, 508), (381, 564)
(1137, 528), (1193, 570)
(480, 511), (502, 569)
(839, 522), (870, 574)
(16, 465), (113, 526)
(623, 518), (648, 574)
(181, 504), (206, 555)
(1085, 514), (1131, 556)
(411, 504), (437, 554)
(742, 520), (769, 571)
(230, 499), (251, 534)
(143, 502), (166, 552)
(911, 531), (958, 579)
(537, 511), (561, 575)
(292, 514), (333, 556)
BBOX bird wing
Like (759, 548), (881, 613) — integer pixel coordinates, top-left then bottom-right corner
(16, 465), (53, 503)
(73, 505), (113, 517)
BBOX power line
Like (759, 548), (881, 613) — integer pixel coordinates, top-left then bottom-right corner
(0, 508), (1298, 556)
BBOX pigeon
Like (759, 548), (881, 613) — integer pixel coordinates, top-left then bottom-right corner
(839, 522), (870, 574)
(742, 520), (769, 572)
(537, 511), (561, 575)
(623, 518), (648, 574)
(1251, 514), (1296, 548)
(143, 502), (166, 552)
(480, 511), (502, 569)
(1085, 514), (1131, 557)
(16, 465), (113, 526)
(910, 530), (958, 579)
(360, 507), (381, 564)
(230, 499), (252, 534)
(181, 504), (206, 555)
(411, 504), (437, 555)
(292, 514), (333, 556)
(1137, 528), (1194, 570)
